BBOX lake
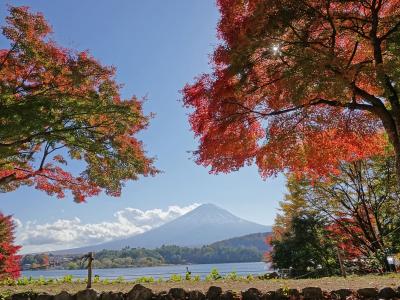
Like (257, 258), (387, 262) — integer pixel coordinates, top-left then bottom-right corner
(22, 262), (271, 280)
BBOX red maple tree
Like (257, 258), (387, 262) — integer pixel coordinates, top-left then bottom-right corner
(326, 219), (364, 260)
(183, 0), (400, 180)
(0, 213), (21, 280)
(0, 7), (157, 202)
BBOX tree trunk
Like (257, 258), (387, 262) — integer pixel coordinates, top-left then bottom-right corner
(380, 112), (400, 185)
(391, 109), (400, 185)
(395, 150), (400, 186)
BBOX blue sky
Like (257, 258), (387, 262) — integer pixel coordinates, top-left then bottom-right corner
(0, 1), (286, 252)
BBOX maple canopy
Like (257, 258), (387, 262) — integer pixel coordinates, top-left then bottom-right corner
(0, 7), (157, 202)
(0, 213), (20, 280)
(183, 0), (400, 179)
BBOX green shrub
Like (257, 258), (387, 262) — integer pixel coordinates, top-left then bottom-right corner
(168, 274), (182, 282)
(185, 271), (192, 281)
(37, 276), (46, 285)
(135, 276), (154, 283)
(16, 277), (29, 286)
(61, 275), (73, 283)
(205, 268), (222, 281)
(112, 276), (125, 284)
(225, 271), (239, 281)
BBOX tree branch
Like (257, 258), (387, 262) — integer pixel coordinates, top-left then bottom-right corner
(223, 97), (375, 119)
(379, 20), (400, 41)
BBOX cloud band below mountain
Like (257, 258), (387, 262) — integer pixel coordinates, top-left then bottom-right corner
(15, 203), (200, 254)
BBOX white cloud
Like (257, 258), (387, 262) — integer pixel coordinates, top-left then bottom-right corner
(15, 203), (200, 254)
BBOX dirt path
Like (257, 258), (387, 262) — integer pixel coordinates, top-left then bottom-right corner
(1, 274), (400, 294)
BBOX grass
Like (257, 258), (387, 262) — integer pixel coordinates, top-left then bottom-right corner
(0, 269), (253, 288)
(1, 273), (400, 294)
(0, 270), (242, 287)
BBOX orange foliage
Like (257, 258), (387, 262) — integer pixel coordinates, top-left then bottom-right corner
(0, 7), (157, 202)
(183, 0), (400, 178)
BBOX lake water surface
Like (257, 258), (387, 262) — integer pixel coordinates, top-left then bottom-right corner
(22, 262), (271, 280)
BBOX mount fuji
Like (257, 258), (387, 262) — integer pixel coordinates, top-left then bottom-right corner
(54, 203), (271, 255)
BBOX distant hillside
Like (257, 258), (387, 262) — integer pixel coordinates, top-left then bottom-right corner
(210, 232), (272, 252)
(54, 204), (272, 255)
(26, 232), (272, 270)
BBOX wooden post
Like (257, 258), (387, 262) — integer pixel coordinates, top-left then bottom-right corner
(86, 252), (94, 289)
(337, 247), (346, 278)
